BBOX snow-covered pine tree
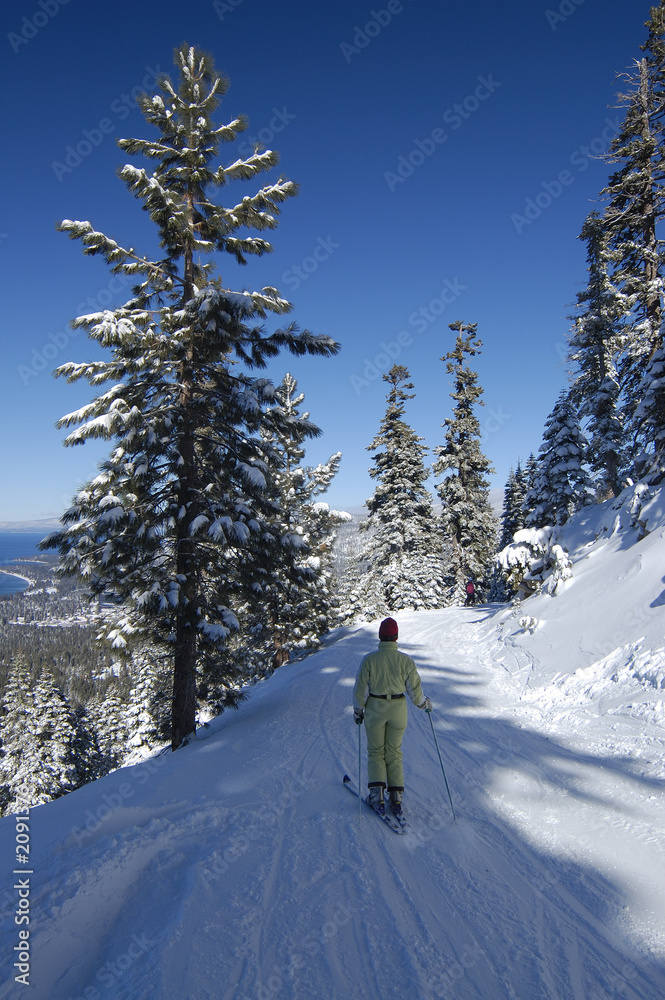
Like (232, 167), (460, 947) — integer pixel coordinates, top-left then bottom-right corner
(602, 58), (662, 399)
(498, 462), (527, 549)
(524, 392), (593, 527)
(89, 684), (129, 772)
(600, 41), (665, 477)
(30, 669), (80, 802)
(71, 704), (105, 786)
(0, 656), (36, 815)
(633, 339), (665, 482)
(433, 322), (497, 602)
(488, 464), (528, 602)
(567, 211), (630, 498)
(256, 373), (348, 669)
(193, 374), (348, 700)
(611, 2), (665, 483)
(124, 653), (169, 755)
(42, 45), (339, 750)
(331, 516), (368, 621)
(521, 453), (539, 525)
(0, 663), (80, 812)
(353, 364), (444, 617)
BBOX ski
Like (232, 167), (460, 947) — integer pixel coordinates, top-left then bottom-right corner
(343, 774), (409, 835)
(391, 808), (409, 834)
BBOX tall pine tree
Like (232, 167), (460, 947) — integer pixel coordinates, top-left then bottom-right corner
(521, 453), (539, 526)
(89, 685), (129, 772)
(499, 462), (527, 549)
(242, 373), (347, 671)
(602, 58), (662, 396)
(433, 322), (496, 601)
(353, 364), (444, 617)
(524, 392), (592, 527)
(600, 22), (665, 479)
(567, 210), (630, 498)
(42, 45), (339, 750)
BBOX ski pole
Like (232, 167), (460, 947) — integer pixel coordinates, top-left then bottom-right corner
(427, 710), (457, 822)
(358, 717), (362, 823)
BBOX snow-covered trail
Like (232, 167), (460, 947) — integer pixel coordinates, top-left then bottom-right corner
(1, 607), (664, 1000)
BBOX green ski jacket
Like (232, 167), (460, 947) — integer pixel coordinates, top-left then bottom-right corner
(354, 641), (425, 710)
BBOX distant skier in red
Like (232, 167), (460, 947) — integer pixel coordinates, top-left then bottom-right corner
(465, 580), (476, 606)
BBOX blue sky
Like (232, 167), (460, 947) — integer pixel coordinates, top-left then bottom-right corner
(0, 0), (651, 521)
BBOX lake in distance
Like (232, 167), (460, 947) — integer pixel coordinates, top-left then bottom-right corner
(0, 531), (51, 596)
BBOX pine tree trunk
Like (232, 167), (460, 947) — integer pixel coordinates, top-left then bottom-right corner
(272, 628), (290, 670)
(172, 228), (199, 751)
(172, 624), (197, 749)
(172, 398), (199, 749)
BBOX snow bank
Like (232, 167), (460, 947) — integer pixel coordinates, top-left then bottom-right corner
(520, 640), (665, 723)
(496, 484), (665, 686)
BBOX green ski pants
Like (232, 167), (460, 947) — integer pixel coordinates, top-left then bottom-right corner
(364, 696), (408, 789)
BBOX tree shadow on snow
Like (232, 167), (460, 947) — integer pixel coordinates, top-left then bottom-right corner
(396, 625), (665, 1000)
(649, 576), (665, 608)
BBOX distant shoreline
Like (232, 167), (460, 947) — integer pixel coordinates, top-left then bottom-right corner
(0, 567), (32, 587)
(0, 523), (58, 533)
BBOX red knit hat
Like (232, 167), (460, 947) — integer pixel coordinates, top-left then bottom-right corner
(379, 617), (398, 641)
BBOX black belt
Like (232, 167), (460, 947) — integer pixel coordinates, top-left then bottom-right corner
(369, 692), (405, 700)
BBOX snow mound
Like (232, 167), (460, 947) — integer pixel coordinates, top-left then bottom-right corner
(521, 641), (665, 721)
(497, 484), (665, 687)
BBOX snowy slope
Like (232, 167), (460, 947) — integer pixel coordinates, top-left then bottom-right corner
(1, 490), (665, 1000)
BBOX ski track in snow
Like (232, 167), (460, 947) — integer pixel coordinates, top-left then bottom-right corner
(1, 590), (665, 997)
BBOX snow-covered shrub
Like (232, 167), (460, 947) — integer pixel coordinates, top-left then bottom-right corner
(628, 483), (652, 539)
(498, 527), (573, 598)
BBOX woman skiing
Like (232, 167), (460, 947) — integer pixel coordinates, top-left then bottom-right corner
(353, 617), (431, 817)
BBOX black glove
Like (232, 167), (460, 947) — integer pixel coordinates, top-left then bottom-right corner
(353, 708), (364, 725)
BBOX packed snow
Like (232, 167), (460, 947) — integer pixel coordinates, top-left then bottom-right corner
(1, 486), (664, 999)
